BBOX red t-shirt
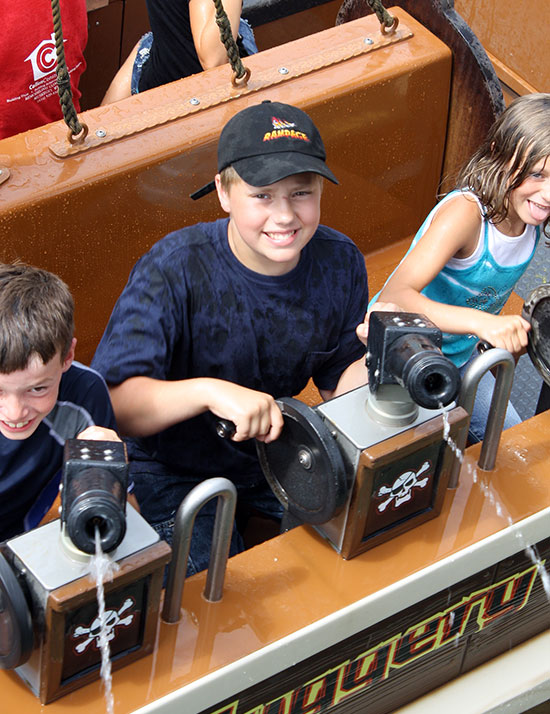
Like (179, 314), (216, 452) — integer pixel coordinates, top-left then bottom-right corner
(0, 0), (87, 140)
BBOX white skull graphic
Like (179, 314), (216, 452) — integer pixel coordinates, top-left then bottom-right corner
(72, 597), (135, 654)
(376, 460), (431, 512)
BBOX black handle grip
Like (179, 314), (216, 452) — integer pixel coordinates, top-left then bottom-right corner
(477, 340), (493, 354)
(216, 419), (237, 439)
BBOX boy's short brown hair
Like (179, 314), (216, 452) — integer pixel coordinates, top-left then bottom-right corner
(218, 164), (241, 193)
(219, 164), (325, 194)
(0, 262), (74, 373)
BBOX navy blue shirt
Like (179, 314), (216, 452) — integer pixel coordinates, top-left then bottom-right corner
(0, 362), (116, 540)
(92, 219), (369, 520)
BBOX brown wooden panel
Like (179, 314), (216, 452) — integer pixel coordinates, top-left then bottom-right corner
(253, 0), (342, 50)
(120, 0), (150, 59)
(81, 1), (124, 110)
(0, 11), (451, 366)
(336, 0), (504, 191)
(455, 0), (550, 94)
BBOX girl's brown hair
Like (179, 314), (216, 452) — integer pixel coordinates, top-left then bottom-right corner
(456, 93), (550, 237)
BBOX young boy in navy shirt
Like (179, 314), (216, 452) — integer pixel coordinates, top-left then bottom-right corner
(92, 101), (373, 573)
(0, 263), (124, 540)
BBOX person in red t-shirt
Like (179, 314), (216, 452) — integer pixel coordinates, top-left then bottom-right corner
(0, 0), (87, 140)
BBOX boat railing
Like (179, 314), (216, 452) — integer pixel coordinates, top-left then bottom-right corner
(449, 348), (515, 488)
(162, 477), (237, 624)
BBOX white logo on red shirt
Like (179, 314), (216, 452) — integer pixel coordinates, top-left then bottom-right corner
(25, 33), (63, 81)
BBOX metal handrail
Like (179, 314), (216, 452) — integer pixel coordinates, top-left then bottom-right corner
(162, 477), (237, 623)
(448, 348), (515, 488)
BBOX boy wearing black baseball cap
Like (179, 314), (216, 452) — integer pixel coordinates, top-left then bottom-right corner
(92, 101), (370, 573)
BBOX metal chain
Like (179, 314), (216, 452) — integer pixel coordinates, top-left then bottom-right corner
(366, 0), (397, 31)
(212, 0), (250, 85)
(50, 0), (88, 142)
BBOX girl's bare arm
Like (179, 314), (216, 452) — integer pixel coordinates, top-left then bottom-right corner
(379, 194), (530, 351)
(189, 0), (242, 69)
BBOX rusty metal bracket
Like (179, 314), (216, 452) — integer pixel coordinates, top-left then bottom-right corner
(49, 21), (413, 159)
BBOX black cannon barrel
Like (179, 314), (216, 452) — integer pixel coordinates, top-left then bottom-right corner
(61, 440), (128, 554)
(367, 311), (460, 409)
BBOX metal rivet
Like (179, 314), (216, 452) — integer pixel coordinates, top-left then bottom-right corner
(189, 97), (200, 106)
(298, 449), (312, 470)
(364, 37), (374, 45)
(278, 67), (289, 75)
(95, 129), (106, 138)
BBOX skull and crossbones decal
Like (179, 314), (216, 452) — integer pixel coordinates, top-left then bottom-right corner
(376, 460), (431, 512)
(72, 597), (135, 654)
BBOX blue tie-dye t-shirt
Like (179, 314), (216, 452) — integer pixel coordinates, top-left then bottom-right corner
(92, 218), (369, 514)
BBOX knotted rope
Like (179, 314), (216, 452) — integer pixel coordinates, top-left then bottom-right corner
(50, 0), (88, 142)
(366, 0), (398, 32)
(212, 0), (250, 86)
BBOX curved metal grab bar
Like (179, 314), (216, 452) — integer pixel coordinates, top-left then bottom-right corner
(162, 477), (237, 623)
(448, 348), (515, 488)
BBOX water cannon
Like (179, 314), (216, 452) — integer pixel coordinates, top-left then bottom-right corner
(366, 311), (460, 417)
(256, 312), (469, 559)
(0, 440), (171, 703)
(61, 439), (128, 555)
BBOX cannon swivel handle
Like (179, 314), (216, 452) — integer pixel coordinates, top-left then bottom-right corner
(216, 419), (237, 439)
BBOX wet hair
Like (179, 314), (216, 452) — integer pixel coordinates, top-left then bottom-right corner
(456, 93), (550, 237)
(0, 262), (74, 373)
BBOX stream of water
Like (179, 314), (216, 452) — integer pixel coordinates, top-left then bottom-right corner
(89, 529), (120, 714)
(441, 407), (550, 601)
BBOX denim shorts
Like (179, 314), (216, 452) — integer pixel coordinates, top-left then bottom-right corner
(131, 19), (257, 95)
(131, 32), (153, 95)
(147, 477), (282, 577)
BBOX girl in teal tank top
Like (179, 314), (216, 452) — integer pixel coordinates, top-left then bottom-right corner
(374, 93), (550, 440)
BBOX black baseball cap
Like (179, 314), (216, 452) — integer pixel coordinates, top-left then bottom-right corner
(190, 100), (338, 200)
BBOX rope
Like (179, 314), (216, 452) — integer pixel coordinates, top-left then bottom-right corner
(50, 0), (87, 141)
(212, 0), (249, 84)
(366, 0), (397, 31)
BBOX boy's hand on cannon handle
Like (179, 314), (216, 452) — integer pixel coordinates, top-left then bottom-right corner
(77, 425), (121, 441)
(76, 426), (140, 511)
(207, 381), (284, 443)
(356, 301), (405, 345)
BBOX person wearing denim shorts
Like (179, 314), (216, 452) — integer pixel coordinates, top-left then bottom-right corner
(102, 0), (257, 104)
